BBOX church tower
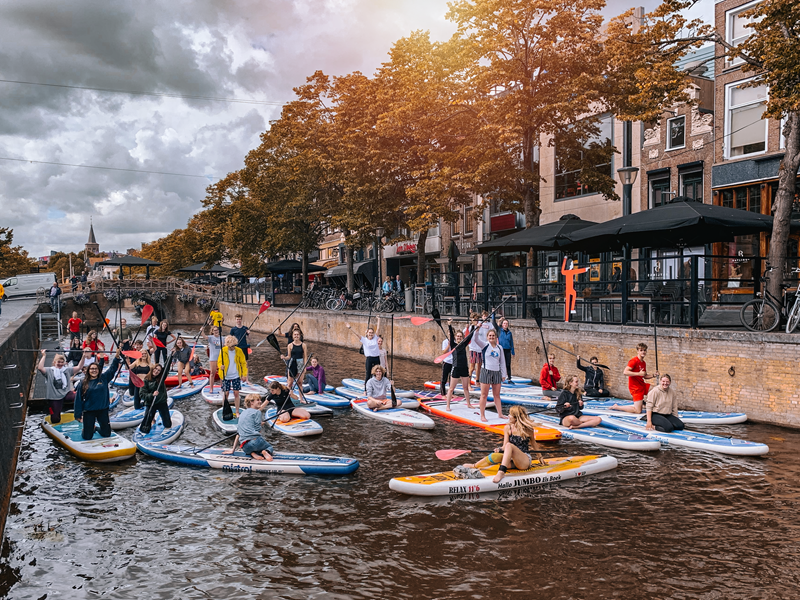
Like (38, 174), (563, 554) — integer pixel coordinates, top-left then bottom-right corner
(84, 218), (99, 260)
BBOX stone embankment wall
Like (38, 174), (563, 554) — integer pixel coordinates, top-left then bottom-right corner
(220, 302), (800, 428)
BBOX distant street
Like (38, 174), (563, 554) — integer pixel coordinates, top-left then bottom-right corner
(0, 297), (36, 331)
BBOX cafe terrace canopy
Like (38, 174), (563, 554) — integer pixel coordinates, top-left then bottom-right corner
(264, 259), (327, 274)
(176, 262), (232, 274)
(477, 214), (598, 253)
(96, 255), (162, 280)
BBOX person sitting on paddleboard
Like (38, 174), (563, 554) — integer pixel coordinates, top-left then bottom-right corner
(645, 374), (684, 432)
(612, 343), (658, 414)
(74, 347), (122, 440)
(460, 405), (543, 484)
(556, 375), (602, 429)
(283, 329), (307, 393)
(345, 319), (381, 390)
(365, 365), (397, 411)
(577, 355), (610, 398)
(190, 355), (205, 376)
(445, 319), (476, 411)
(38, 348), (89, 424)
(478, 329), (508, 423)
(223, 393), (274, 461)
(206, 326), (222, 392)
(305, 357), (326, 395)
(540, 353), (561, 398)
(140, 363), (172, 431)
(126, 343), (151, 410)
(218, 335), (248, 417)
(266, 381), (310, 423)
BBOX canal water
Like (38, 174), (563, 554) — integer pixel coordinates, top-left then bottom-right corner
(2, 332), (799, 599)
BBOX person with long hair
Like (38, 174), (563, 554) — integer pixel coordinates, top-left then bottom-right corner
(556, 375), (602, 429)
(82, 329), (106, 371)
(206, 325), (222, 391)
(377, 335), (388, 371)
(279, 322), (304, 343)
(74, 347), (121, 440)
(172, 336), (193, 388)
(126, 341), (151, 410)
(459, 405), (543, 484)
(140, 363), (172, 430)
(305, 356), (326, 395)
(266, 381), (310, 423)
(345, 318), (381, 390)
(152, 320), (175, 365)
(478, 329), (507, 423)
(223, 394), (274, 461)
(445, 319), (475, 411)
(282, 328), (307, 392)
(66, 337), (84, 366)
(37, 348), (89, 424)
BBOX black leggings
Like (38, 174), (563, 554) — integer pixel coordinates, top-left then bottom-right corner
(503, 349), (512, 379)
(585, 387), (610, 398)
(440, 362), (453, 396)
(154, 347), (167, 365)
(365, 356), (381, 389)
(81, 409), (111, 440)
(650, 412), (684, 432)
(146, 402), (173, 429)
(129, 384), (143, 410)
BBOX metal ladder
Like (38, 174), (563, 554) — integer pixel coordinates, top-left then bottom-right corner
(38, 313), (62, 342)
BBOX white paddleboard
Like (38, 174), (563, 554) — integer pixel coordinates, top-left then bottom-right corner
(350, 399), (435, 429)
(43, 413), (136, 463)
(265, 407), (323, 437)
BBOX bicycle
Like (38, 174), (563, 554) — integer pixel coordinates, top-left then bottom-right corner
(739, 266), (800, 332)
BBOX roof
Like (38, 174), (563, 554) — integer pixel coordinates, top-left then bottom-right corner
(675, 45), (715, 79)
(87, 222), (97, 245)
(95, 255), (162, 267)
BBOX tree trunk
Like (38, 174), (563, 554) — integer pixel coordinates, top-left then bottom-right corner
(416, 229), (428, 285)
(301, 251), (308, 293)
(345, 246), (355, 293)
(766, 112), (800, 310)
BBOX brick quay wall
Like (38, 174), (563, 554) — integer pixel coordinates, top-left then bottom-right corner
(221, 302), (800, 429)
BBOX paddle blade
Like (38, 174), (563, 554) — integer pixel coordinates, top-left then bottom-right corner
(129, 371), (145, 388)
(258, 300), (271, 315)
(410, 317), (433, 326)
(140, 304), (154, 325)
(248, 348), (252, 355)
(434, 348), (454, 364)
(222, 396), (234, 421)
(138, 407), (153, 434)
(122, 350), (142, 359)
(266, 333), (281, 354)
(435, 449), (472, 460)
(152, 337), (166, 349)
(532, 307), (543, 328)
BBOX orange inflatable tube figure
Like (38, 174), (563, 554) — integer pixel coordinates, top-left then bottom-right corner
(561, 257), (589, 322)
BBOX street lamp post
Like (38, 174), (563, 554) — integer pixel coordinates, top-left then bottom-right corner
(375, 227), (384, 295)
(617, 166), (640, 217)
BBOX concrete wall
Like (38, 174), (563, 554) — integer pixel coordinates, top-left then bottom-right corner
(61, 293), (209, 331)
(0, 304), (40, 540)
(221, 302), (800, 428)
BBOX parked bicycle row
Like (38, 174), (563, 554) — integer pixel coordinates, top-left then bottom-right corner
(298, 287), (407, 312)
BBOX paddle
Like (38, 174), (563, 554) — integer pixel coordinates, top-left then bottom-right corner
(122, 350), (142, 359)
(434, 296), (513, 364)
(183, 296), (221, 387)
(91, 301), (126, 383)
(137, 350), (174, 435)
(435, 448), (568, 460)
(267, 353), (315, 427)
(430, 307), (446, 335)
(126, 304), (156, 388)
(256, 301), (304, 349)
(548, 342), (610, 370)
(653, 323), (659, 373)
(232, 300), (270, 354)
(191, 433), (237, 455)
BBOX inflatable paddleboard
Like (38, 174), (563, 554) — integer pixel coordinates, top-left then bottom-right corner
(304, 392), (351, 409)
(212, 407), (242, 433)
(201, 382), (269, 405)
(265, 407), (323, 437)
(341, 378), (415, 398)
(334, 386), (419, 408)
(167, 378), (208, 400)
(598, 416), (769, 456)
(110, 397), (174, 430)
(136, 443), (359, 475)
(263, 375), (334, 393)
(132, 410), (186, 445)
(121, 391), (135, 407)
(531, 413), (661, 451)
(112, 369), (130, 388)
(350, 399), (435, 429)
(418, 397), (561, 442)
(390, 454), (618, 497)
(43, 413), (136, 463)
(164, 369), (210, 387)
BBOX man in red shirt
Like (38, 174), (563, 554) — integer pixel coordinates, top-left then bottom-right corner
(539, 352), (561, 398)
(612, 342), (657, 413)
(68, 312), (82, 341)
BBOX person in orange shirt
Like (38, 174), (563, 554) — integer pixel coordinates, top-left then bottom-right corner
(612, 342), (658, 413)
(539, 352), (561, 398)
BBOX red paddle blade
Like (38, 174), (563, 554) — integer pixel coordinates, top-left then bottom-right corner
(410, 317), (433, 326)
(434, 348), (454, 364)
(122, 350), (142, 359)
(140, 304), (154, 325)
(129, 371), (145, 388)
(248, 348), (252, 355)
(435, 449), (472, 460)
(152, 338), (166, 348)
(258, 300), (271, 315)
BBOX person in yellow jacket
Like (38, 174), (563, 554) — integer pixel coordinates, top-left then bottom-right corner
(217, 335), (248, 416)
(210, 308), (223, 329)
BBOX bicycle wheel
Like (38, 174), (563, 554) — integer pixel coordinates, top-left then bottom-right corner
(325, 298), (338, 310)
(423, 297), (433, 314)
(786, 296), (800, 333)
(740, 298), (780, 332)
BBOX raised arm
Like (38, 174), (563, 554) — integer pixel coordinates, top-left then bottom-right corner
(37, 350), (47, 375)
(344, 323), (362, 342)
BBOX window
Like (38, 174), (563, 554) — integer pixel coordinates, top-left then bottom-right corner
(727, 1), (762, 67)
(667, 116), (685, 150)
(681, 172), (703, 201)
(719, 184), (762, 213)
(555, 114), (614, 199)
(465, 207), (474, 234)
(451, 216), (462, 236)
(726, 80), (768, 158)
(650, 178), (671, 208)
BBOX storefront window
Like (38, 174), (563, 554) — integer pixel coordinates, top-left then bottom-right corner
(720, 236), (757, 288)
(719, 185), (762, 213)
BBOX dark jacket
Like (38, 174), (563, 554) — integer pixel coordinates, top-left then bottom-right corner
(449, 325), (472, 371)
(74, 357), (120, 418)
(577, 360), (605, 390)
(140, 377), (168, 406)
(555, 389), (583, 419)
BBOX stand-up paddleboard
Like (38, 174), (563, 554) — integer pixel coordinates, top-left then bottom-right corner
(350, 399), (435, 429)
(304, 392), (351, 408)
(263, 375), (334, 393)
(164, 369), (211, 387)
(418, 397), (561, 441)
(112, 369), (130, 387)
(109, 389), (122, 410)
(132, 410), (186, 445)
(598, 416), (769, 456)
(341, 378), (416, 398)
(167, 378), (208, 400)
(390, 454), (618, 497)
(212, 407), (241, 433)
(424, 381), (480, 395)
(294, 402), (333, 416)
(43, 413), (136, 463)
(201, 382), (269, 405)
(531, 413), (661, 451)
(110, 397), (174, 430)
(136, 443), (359, 475)
(265, 407), (323, 437)
(335, 387), (419, 408)
(121, 391), (135, 407)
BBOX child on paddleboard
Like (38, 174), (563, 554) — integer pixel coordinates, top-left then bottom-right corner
(223, 394), (274, 461)
(218, 335), (248, 417)
(206, 326), (222, 391)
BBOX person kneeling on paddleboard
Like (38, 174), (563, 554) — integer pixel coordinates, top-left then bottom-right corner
(74, 348), (122, 440)
(457, 406), (543, 484)
(612, 343), (657, 414)
(365, 365), (397, 411)
(577, 355), (610, 398)
(266, 382), (310, 423)
(645, 374), (684, 432)
(140, 363), (172, 431)
(223, 393), (274, 461)
(556, 375), (602, 430)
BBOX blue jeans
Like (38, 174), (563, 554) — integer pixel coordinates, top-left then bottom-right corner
(242, 437), (273, 456)
(50, 297), (59, 313)
(305, 374), (320, 393)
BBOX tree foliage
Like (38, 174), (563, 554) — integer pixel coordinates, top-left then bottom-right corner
(0, 228), (37, 279)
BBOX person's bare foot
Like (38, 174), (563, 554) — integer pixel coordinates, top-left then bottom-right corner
(610, 404), (620, 410)
(263, 452), (274, 462)
(251, 453), (265, 460)
(480, 415), (488, 422)
(492, 471), (506, 484)
(497, 414), (508, 419)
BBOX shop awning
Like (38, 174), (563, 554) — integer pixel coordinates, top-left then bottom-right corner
(325, 261), (375, 280)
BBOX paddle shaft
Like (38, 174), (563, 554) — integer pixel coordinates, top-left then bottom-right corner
(548, 342), (610, 370)
(653, 324), (659, 372)
(532, 308), (549, 367)
(192, 433), (237, 454)
(92, 301), (126, 382)
(436, 296), (513, 363)
(267, 352), (315, 426)
(140, 349), (176, 432)
(461, 449), (566, 454)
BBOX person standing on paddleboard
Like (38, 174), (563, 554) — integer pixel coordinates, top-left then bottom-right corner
(113, 318), (133, 351)
(210, 308), (223, 330)
(218, 335), (248, 417)
(498, 319), (515, 382)
(38, 348), (89, 424)
(230, 314), (250, 363)
(377, 335), (388, 371)
(540, 353), (561, 398)
(345, 319), (381, 390)
(172, 336), (193, 388)
(467, 311), (494, 383)
(206, 326), (222, 392)
(223, 394), (274, 461)
(126, 343), (151, 410)
(283, 329), (307, 393)
(365, 365), (397, 411)
(440, 332), (454, 397)
(68, 311), (83, 341)
(478, 329), (507, 423)
(458, 406), (542, 484)
(153, 320), (175, 365)
(140, 363), (172, 431)
(266, 381), (310, 423)
(577, 356), (610, 397)
(556, 375), (602, 429)
(144, 315), (160, 353)
(445, 320), (475, 411)
(278, 323), (304, 343)
(645, 374), (684, 432)
(74, 347), (122, 440)
(305, 356), (326, 395)
(612, 343), (657, 414)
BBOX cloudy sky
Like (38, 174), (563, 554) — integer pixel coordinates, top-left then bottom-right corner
(0, 0), (710, 259)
